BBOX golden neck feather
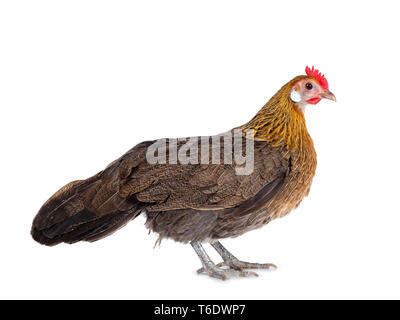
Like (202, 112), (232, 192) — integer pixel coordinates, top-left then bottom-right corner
(241, 76), (313, 152)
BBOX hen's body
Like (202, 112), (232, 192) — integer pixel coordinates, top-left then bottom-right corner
(146, 128), (316, 243)
(32, 69), (332, 280)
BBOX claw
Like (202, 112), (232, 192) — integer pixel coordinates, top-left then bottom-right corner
(197, 267), (205, 274)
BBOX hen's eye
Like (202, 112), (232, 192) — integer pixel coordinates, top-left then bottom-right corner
(305, 82), (313, 90)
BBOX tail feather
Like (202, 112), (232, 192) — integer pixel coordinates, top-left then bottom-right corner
(31, 172), (141, 246)
(76, 209), (138, 243)
(41, 209), (97, 238)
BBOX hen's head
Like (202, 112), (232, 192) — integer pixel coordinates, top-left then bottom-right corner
(289, 66), (336, 110)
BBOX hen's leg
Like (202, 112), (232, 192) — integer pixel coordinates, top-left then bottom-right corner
(211, 241), (277, 271)
(190, 241), (257, 280)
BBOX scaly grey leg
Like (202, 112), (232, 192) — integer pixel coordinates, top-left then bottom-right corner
(190, 241), (258, 280)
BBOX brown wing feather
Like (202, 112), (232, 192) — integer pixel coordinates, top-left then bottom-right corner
(118, 137), (289, 212)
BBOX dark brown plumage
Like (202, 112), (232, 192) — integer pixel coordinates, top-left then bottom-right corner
(31, 67), (335, 279)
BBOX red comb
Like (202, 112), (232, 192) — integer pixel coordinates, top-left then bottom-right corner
(305, 66), (329, 90)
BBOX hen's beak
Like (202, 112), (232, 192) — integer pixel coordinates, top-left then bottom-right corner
(319, 90), (336, 102)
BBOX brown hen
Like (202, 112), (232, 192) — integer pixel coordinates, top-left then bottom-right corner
(31, 66), (335, 280)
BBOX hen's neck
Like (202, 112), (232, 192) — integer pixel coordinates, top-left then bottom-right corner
(241, 79), (313, 152)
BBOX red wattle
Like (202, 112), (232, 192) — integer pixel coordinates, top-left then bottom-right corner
(307, 98), (321, 105)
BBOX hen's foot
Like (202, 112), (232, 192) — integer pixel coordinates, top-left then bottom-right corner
(196, 264), (258, 280)
(210, 241), (277, 271)
(216, 259), (277, 271)
(191, 241), (258, 280)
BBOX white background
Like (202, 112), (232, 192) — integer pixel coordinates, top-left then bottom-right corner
(1, 0), (399, 300)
